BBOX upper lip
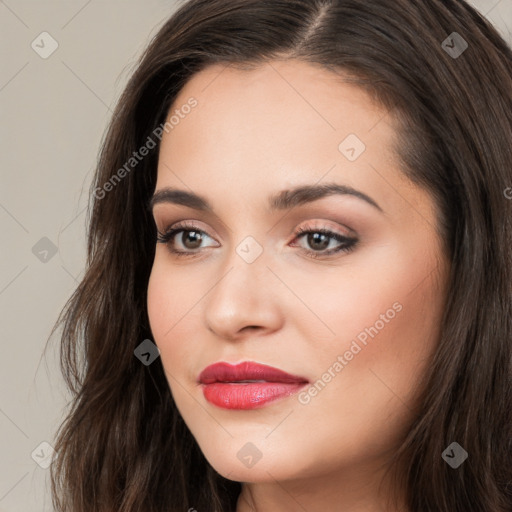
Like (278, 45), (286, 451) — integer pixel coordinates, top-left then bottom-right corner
(198, 361), (309, 384)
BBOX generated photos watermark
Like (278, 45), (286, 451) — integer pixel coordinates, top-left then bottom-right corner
(298, 301), (403, 405)
(94, 97), (198, 200)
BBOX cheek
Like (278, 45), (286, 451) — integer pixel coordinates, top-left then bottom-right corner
(147, 266), (172, 345)
(287, 239), (443, 346)
(279, 255), (446, 472)
(147, 263), (184, 359)
(147, 254), (202, 333)
(147, 260), (208, 376)
(290, 239), (446, 407)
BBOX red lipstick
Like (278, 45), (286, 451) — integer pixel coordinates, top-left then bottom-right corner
(198, 361), (309, 410)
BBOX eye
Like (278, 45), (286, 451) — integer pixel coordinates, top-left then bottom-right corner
(156, 221), (218, 257)
(156, 221), (358, 259)
(290, 225), (358, 259)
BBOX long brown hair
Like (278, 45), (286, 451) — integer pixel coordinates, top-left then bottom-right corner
(49, 1), (512, 510)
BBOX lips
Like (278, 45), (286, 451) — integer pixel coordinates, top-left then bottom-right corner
(198, 361), (309, 410)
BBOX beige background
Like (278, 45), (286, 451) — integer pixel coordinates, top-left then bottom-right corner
(1, 1), (510, 510)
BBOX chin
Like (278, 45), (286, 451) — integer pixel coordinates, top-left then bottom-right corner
(199, 439), (317, 484)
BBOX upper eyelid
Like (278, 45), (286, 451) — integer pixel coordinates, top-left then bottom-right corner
(160, 222), (355, 243)
(162, 220), (351, 233)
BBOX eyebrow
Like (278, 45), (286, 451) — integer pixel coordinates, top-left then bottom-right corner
(147, 182), (383, 213)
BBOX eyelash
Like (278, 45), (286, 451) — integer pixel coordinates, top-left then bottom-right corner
(156, 221), (358, 260)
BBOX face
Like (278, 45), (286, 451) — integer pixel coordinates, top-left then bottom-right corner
(147, 60), (449, 490)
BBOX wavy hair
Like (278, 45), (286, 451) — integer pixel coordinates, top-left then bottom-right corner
(49, 0), (512, 510)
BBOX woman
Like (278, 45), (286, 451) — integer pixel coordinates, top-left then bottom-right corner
(49, 0), (512, 510)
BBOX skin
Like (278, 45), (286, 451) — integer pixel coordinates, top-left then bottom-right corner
(147, 59), (450, 512)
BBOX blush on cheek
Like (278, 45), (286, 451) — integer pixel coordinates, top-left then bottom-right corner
(147, 267), (182, 340)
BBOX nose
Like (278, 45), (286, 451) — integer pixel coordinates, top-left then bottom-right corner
(204, 250), (283, 341)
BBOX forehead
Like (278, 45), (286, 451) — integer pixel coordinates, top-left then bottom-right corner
(155, 59), (402, 211)
(162, 59), (389, 147)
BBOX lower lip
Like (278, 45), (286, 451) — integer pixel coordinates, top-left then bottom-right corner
(201, 382), (307, 410)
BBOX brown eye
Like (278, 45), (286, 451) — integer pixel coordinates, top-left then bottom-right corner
(306, 232), (330, 251)
(156, 222), (218, 257)
(179, 230), (203, 249)
(291, 226), (358, 259)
